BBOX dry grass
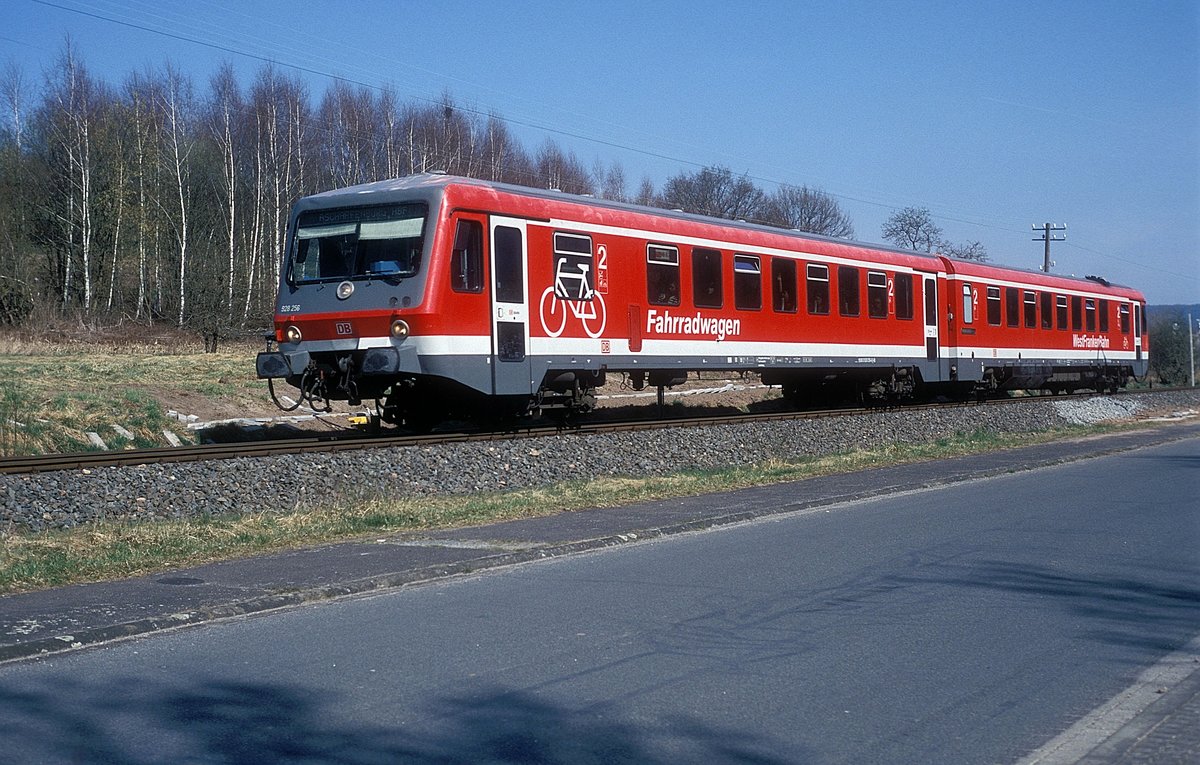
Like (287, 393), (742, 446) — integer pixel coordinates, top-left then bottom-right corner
(0, 328), (271, 455)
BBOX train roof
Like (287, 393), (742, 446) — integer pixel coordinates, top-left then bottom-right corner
(302, 174), (943, 268)
(299, 174), (1144, 300)
(940, 257), (1144, 299)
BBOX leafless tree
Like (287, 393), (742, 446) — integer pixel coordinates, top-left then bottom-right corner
(759, 184), (854, 238)
(41, 39), (100, 309)
(634, 176), (657, 206)
(659, 165), (764, 221)
(157, 62), (197, 327)
(534, 139), (593, 195)
(881, 206), (943, 252)
(593, 159), (627, 202)
(940, 239), (988, 262)
(2, 60), (29, 152)
(124, 70), (164, 320)
(208, 63), (242, 318)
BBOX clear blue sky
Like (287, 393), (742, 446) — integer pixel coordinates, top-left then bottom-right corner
(3, 0), (1197, 304)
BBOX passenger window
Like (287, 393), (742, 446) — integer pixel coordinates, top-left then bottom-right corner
(838, 266), (860, 317)
(734, 254), (762, 311)
(1024, 291), (1037, 328)
(1071, 296), (1082, 331)
(962, 283), (974, 324)
(895, 273), (913, 320)
(450, 220), (483, 293)
(1041, 292), (1053, 329)
(647, 244), (680, 306)
(1057, 295), (1068, 330)
(1119, 303), (1130, 334)
(867, 271), (887, 318)
(1099, 299), (1110, 332)
(1005, 287), (1019, 327)
(1085, 298), (1096, 331)
(771, 258), (797, 313)
(986, 286), (1002, 326)
(807, 264), (830, 315)
(692, 248), (723, 308)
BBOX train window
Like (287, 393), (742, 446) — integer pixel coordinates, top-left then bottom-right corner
(647, 244), (680, 306)
(961, 283), (974, 324)
(1119, 303), (1130, 333)
(1041, 292), (1053, 329)
(734, 255), (762, 311)
(924, 279), (936, 327)
(1085, 298), (1096, 331)
(1005, 287), (1019, 327)
(867, 271), (888, 318)
(450, 220), (483, 293)
(838, 266), (860, 317)
(1056, 295), (1068, 330)
(291, 202), (427, 284)
(986, 286), (1002, 326)
(771, 258), (797, 313)
(1071, 296), (1082, 331)
(1099, 299), (1110, 332)
(895, 273), (914, 320)
(494, 226), (524, 303)
(552, 232), (594, 301)
(806, 264), (830, 315)
(1024, 291), (1037, 328)
(692, 248), (723, 308)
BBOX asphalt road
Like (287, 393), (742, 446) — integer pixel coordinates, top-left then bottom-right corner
(0, 436), (1196, 764)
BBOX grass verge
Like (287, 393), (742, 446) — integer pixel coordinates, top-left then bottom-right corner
(0, 423), (1120, 595)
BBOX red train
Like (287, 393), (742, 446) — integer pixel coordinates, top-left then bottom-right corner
(256, 174), (1149, 427)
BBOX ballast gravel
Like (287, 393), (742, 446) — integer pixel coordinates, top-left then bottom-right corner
(3, 391), (1198, 533)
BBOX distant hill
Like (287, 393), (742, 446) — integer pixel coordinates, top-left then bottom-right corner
(1148, 304), (1200, 323)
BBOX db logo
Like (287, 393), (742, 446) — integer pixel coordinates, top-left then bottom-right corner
(335, 322), (353, 335)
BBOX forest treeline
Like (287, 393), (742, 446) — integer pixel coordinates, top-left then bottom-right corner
(0, 44), (859, 333)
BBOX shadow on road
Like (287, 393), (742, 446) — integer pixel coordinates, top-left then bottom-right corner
(0, 675), (797, 764)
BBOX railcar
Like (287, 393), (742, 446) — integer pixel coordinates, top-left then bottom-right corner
(256, 174), (1149, 428)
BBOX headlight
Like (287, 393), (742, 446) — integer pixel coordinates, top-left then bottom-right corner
(285, 324), (303, 343)
(336, 281), (354, 300)
(390, 319), (410, 339)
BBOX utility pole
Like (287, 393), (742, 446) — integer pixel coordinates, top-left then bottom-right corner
(1190, 312), (1195, 387)
(1032, 223), (1066, 272)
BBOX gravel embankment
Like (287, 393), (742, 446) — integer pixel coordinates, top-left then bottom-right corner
(3, 391), (1198, 533)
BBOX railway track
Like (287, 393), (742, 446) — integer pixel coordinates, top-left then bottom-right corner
(0, 388), (1182, 476)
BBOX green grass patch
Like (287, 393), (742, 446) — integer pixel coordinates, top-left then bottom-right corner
(0, 422), (1122, 594)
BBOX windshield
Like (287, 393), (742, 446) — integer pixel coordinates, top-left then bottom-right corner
(289, 203), (426, 284)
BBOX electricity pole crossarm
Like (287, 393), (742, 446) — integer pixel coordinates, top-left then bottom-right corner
(1032, 223), (1066, 272)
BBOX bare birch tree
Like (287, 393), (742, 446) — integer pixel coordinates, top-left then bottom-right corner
(208, 63), (242, 318)
(157, 63), (196, 326)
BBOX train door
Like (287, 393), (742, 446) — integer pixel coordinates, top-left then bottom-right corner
(923, 276), (942, 376)
(1133, 302), (1143, 361)
(489, 217), (533, 394)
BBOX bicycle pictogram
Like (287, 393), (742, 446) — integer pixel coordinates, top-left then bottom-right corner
(539, 257), (607, 338)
